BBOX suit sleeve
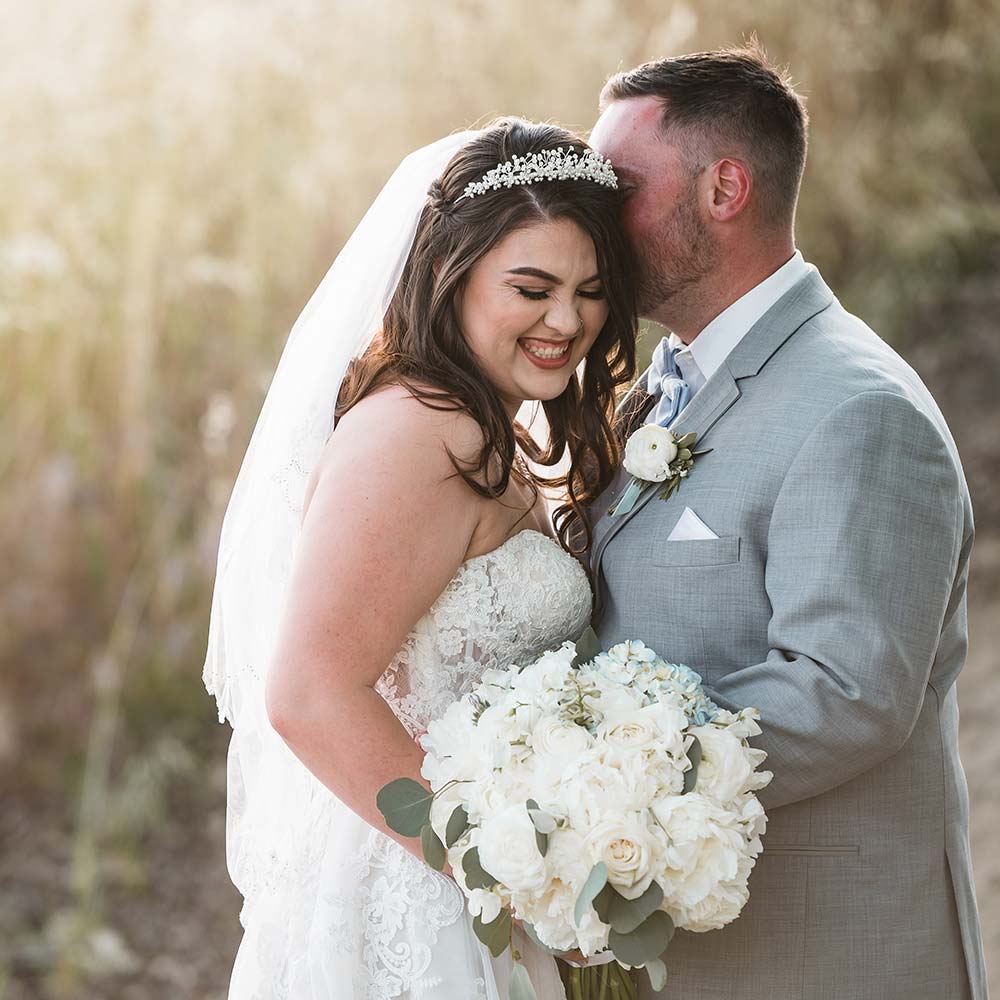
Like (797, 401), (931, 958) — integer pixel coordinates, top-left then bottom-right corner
(705, 389), (964, 810)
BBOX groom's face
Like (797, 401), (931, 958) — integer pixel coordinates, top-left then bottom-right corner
(589, 96), (717, 321)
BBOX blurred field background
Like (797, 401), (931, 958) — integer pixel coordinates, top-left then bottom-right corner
(1, 1), (998, 997)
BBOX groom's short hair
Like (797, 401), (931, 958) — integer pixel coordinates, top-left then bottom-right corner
(600, 43), (808, 229)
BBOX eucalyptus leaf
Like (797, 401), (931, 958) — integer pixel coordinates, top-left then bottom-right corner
(376, 778), (433, 837)
(574, 861), (608, 926)
(509, 960), (539, 1000)
(608, 911), (675, 967)
(420, 823), (446, 871)
(525, 799), (557, 835)
(520, 921), (563, 956)
(592, 882), (616, 923)
(682, 736), (702, 795)
(445, 804), (470, 848)
(606, 881), (664, 934)
(462, 846), (499, 890)
(472, 906), (512, 958)
(676, 432), (697, 448)
(534, 828), (549, 857)
(571, 626), (602, 668)
(645, 957), (668, 992)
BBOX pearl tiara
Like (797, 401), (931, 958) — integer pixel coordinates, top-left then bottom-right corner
(456, 146), (619, 201)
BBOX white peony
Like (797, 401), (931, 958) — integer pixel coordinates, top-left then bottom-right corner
(583, 680), (645, 725)
(671, 866), (751, 932)
(477, 805), (549, 893)
(623, 424), (678, 482)
(562, 753), (659, 828)
(652, 793), (748, 919)
(584, 813), (661, 900)
(689, 724), (758, 802)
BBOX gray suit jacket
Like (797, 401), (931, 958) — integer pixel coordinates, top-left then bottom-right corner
(590, 268), (988, 999)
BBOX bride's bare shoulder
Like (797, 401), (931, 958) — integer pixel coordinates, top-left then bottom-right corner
(337, 383), (483, 453)
(313, 384), (485, 497)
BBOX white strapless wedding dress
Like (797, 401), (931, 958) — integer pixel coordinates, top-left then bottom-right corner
(225, 528), (592, 999)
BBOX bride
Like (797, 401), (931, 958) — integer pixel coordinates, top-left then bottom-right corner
(203, 118), (637, 998)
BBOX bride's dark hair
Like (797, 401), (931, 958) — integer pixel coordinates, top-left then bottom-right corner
(336, 118), (638, 555)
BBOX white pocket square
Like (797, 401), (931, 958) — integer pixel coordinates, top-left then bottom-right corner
(667, 507), (720, 542)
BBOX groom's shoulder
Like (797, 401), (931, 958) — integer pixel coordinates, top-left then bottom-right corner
(771, 298), (967, 478)
(781, 296), (940, 414)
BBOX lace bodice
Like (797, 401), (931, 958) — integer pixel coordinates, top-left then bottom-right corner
(375, 529), (593, 737)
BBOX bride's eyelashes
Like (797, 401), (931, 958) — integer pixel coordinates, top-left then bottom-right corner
(514, 286), (606, 301)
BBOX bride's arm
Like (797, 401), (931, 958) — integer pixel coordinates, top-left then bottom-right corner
(264, 389), (484, 864)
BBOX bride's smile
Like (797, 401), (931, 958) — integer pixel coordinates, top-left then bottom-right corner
(458, 216), (610, 413)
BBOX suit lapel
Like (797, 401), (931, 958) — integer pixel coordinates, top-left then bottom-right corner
(590, 268), (836, 588)
(591, 367), (741, 574)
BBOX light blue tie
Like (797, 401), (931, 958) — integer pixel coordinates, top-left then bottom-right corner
(646, 337), (692, 428)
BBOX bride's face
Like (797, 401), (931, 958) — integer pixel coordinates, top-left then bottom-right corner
(458, 217), (609, 416)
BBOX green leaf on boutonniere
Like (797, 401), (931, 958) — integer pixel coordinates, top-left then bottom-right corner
(608, 476), (644, 518)
(420, 823), (446, 871)
(376, 778), (433, 837)
(675, 432), (698, 449)
(682, 735), (702, 795)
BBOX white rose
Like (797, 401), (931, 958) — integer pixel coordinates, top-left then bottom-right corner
(598, 714), (661, 751)
(477, 805), (549, 893)
(652, 793), (748, 914)
(532, 716), (594, 756)
(584, 814), (659, 900)
(623, 425), (678, 482)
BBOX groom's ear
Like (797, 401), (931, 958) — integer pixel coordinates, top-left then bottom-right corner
(706, 158), (752, 222)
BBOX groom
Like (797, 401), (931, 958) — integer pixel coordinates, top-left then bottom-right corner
(588, 46), (988, 999)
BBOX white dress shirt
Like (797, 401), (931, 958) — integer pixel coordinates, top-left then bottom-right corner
(655, 250), (812, 408)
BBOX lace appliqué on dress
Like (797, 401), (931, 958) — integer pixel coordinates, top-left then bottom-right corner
(375, 531), (592, 739)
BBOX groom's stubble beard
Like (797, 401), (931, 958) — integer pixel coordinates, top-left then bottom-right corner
(635, 178), (720, 326)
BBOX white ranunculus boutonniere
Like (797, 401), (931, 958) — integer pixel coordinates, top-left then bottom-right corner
(609, 426), (711, 518)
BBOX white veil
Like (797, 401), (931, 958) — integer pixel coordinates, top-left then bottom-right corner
(203, 129), (479, 725)
(201, 130), (480, 922)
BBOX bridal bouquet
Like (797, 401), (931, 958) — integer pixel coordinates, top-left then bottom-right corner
(378, 631), (771, 998)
